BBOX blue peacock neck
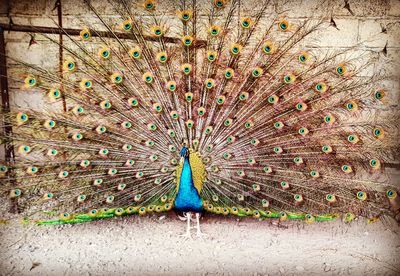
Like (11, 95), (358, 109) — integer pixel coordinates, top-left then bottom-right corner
(174, 147), (203, 212)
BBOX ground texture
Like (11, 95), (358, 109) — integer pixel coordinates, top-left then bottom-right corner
(0, 214), (399, 275)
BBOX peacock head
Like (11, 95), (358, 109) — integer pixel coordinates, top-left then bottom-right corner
(180, 141), (189, 158)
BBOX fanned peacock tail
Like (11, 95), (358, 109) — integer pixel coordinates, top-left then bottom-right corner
(1, 0), (399, 225)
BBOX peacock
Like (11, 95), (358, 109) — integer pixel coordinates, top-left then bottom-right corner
(1, 0), (399, 238)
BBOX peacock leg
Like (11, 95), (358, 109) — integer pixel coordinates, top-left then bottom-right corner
(179, 212), (192, 239)
(195, 213), (207, 237)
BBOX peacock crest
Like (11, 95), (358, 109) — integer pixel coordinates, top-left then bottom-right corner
(0, 0), (399, 226)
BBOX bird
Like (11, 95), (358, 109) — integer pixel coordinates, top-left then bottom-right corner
(1, 0), (399, 238)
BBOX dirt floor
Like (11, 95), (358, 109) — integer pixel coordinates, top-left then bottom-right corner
(0, 213), (399, 275)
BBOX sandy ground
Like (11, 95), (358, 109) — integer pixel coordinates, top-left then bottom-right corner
(0, 213), (399, 276)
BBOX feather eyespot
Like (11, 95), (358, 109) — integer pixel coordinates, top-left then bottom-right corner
(323, 114), (335, 124)
(213, 0), (226, 8)
(369, 159), (381, 170)
(47, 148), (58, 157)
(121, 19), (133, 31)
(386, 190), (397, 200)
(241, 17), (253, 29)
(151, 25), (164, 37)
(98, 47), (111, 59)
(341, 165), (352, 174)
(182, 35), (194, 46)
(268, 95), (279, 104)
(209, 25), (221, 36)
(16, 112), (29, 125)
(128, 97), (139, 107)
(152, 103), (163, 113)
(63, 60), (76, 71)
(48, 88), (61, 100)
(197, 107), (206, 116)
(280, 181), (289, 190)
(314, 82), (327, 93)
(239, 92), (249, 101)
(278, 19), (289, 31)
(322, 145), (333, 154)
(18, 145), (32, 155)
(178, 10), (192, 21)
(156, 51), (168, 63)
(224, 118), (233, 127)
(374, 89), (385, 100)
(24, 75), (37, 88)
(111, 72), (123, 84)
(356, 191), (367, 201)
(79, 79), (92, 90)
(147, 123), (157, 131)
(207, 51), (217, 62)
(252, 67), (263, 78)
(293, 156), (303, 165)
(310, 170), (319, 178)
(129, 47), (141, 59)
(216, 95), (225, 105)
(166, 80), (177, 92)
(283, 73), (296, 84)
(298, 51), (310, 63)
(170, 111), (179, 119)
(373, 127), (384, 139)
(262, 41), (275, 55)
(345, 100), (358, 112)
(144, 0), (156, 11)
(336, 64), (348, 76)
(224, 68), (234, 79)
(80, 28), (91, 41)
(298, 127), (309, 136)
(72, 105), (84, 115)
(230, 43), (242, 55)
(274, 121), (284, 129)
(185, 92), (193, 102)
(205, 78), (215, 89)
(295, 102), (307, 111)
(347, 134), (359, 144)
(186, 120), (194, 128)
(100, 100), (112, 110)
(181, 63), (192, 75)
(142, 72), (153, 84)
(326, 194), (336, 203)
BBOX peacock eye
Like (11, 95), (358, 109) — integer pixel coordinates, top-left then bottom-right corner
(166, 81), (177, 92)
(148, 123), (157, 131)
(214, 0), (225, 8)
(274, 121), (283, 129)
(144, 0), (155, 10)
(278, 19), (289, 31)
(241, 18), (252, 29)
(374, 90), (384, 100)
(80, 28), (91, 40)
(252, 68), (263, 78)
(205, 79), (215, 89)
(182, 36), (193, 46)
(294, 156), (303, 164)
(386, 190), (397, 199)
(356, 191), (367, 201)
(198, 108), (205, 115)
(336, 65), (347, 76)
(373, 127), (384, 139)
(181, 63), (192, 74)
(207, 51), (217, 62)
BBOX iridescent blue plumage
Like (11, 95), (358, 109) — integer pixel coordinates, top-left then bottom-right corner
(174, 147), (203, 213)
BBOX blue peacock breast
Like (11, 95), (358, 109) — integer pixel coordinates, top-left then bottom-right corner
(174, 147), (203, 213)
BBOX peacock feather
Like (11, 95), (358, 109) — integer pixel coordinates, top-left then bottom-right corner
(0, 0), (399, 227)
